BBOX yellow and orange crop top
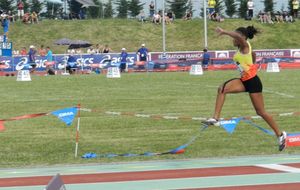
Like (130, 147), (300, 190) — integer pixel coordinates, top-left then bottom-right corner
(233, 41), (257, 81)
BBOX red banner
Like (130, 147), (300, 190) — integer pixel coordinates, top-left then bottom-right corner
(286, 135), (300, 147)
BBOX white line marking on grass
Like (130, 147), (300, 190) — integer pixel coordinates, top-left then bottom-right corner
(82, 108), (299, 123)
(279, 112), (294, 116)
(264, 89), (295, 98)
(257, 164), (300, 173)
(250, 116), (262, 119)
(135, 114), (151, 118)
(206, 85), (219, 88)
(163, 116), (179, 120)
(192, 117), (206, 121)
(105, 111), (121, 115)
(80, 108), (92, 112)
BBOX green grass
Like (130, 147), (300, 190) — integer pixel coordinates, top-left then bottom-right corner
(9, 18), (300, 53)
(0, 70), (299, 167)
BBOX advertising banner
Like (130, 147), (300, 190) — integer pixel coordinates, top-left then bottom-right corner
(0, 49), (299, 73)
(0, 53), (137, 72)
(254, 49), (290, 58)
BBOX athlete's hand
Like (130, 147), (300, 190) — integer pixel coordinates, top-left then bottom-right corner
(215, 27), (225, 36)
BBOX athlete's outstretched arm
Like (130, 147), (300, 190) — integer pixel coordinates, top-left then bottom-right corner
(215, 27), (248, 50)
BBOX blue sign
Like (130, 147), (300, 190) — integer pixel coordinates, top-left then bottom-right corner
(0, 42), (12, 57)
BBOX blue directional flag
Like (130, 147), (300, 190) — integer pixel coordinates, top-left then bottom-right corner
(51, 107), (78, 126)
(219, 118), (242, 134)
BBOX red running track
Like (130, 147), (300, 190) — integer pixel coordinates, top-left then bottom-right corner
(0, 166), (281, 187)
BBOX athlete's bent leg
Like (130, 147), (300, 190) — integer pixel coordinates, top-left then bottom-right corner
(213, 79), (246, 119)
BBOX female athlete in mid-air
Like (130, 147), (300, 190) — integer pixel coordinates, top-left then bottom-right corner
(203, 26), (286, 151)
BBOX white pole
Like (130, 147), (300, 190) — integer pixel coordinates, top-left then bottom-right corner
(75, 104), (81, 158)
(203, 0), (208, 48)
(162, 0), (166, 53)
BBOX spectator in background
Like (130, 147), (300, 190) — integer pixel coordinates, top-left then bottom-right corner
(22, 12), (30, 24)
(152, 12), (161, 24)
(67, 48), (75, 54)
(31, 11), (38, 24)
(292, 0), (299, 18)
(266, 12), (274, 24)
(28, 45), (37, 73)
(283, 11), (294, 22)
(87, 47), (95, 54)
(274, 11), (284, 23)
(167, 10), (175, 23)
(137, 44), (149, 62)
(20, 47), (27, 55)
(208, 0), (216, 19)
(45, 46), (55, 75)
(13, 49), (19, 55)
(102, 44), (112, 53)
(183, 10), (192, 20)
(46, 46), (53, 62)
(211, 12), (224, 22)
(138, 10), (146, 23)
(7, 11), (15, 22)
(94, 44), (101, 54)
(79, 8), (86, 19)
(247, 0), (254, 19)
(202, 48), (210, 69)
(75, 48), (82, 54)
(149, 1), (155, 18)
(66, 54), (77, 74)
(119, 48), (128, 72)
(17, 0), (24, 20)
(38, 45), (46, 56)
(259, 11), (273, 24)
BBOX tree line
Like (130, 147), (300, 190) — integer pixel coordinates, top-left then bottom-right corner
(0, 0), (296, 20)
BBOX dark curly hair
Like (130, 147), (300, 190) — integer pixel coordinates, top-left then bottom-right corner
(235, 26), (259, 40)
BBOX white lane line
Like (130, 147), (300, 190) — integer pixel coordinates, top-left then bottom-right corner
(264, 89), (295, 98)
(279, 112), (294, 116)
(105, 111), (121, 115)
(206, 85), (219, 88)
(135, 114), (151, 118)
(163, 116), (179, 120)
(257, 164), (300, 173)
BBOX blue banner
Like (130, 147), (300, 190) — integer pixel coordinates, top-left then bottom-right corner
(51, 107), (78, 126)
(0, 53), (138, 72)
(0, 42), (12, 57)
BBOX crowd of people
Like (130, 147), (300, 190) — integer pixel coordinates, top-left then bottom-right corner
(247, 0), (298, 24)
(139, 1), (194, 25)
(207, 0), (299, 24)
(258, 11), (295, 24)
(0, 1), (40, 24)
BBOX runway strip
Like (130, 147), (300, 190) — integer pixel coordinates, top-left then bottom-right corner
(1, 155), (300, 190)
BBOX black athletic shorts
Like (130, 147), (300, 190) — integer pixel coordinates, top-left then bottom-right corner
(241, 75), (263, 93)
